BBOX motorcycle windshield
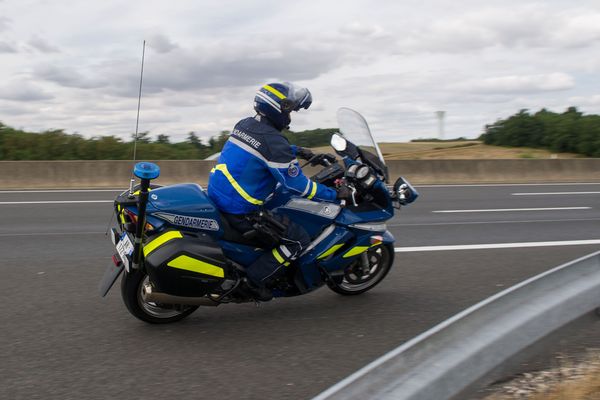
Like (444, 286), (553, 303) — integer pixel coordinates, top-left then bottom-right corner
(336, 107), (386, 166)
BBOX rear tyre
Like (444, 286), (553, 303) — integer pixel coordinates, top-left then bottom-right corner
(121, 269), (198, 324)
(327, 244), (394, 296)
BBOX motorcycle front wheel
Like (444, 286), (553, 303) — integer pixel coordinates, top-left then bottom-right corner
(327, 243), (394, 295)
(121, 269), (199, 324)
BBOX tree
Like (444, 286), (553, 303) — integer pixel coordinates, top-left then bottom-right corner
(131, 131), (151, 144)
(155, 134), (170, 144)
(480, 106), (600, 156)
(208, 130), (230, 153)
(187, 131), (206, 150)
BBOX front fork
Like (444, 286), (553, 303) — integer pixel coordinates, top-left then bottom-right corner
(360, 252), (371, 275)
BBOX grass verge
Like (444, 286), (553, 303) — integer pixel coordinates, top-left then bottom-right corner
(484, 351), (600, 399)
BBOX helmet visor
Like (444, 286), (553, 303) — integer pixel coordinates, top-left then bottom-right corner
(283, 82), (312, 111)
(292, 87), (312, 111)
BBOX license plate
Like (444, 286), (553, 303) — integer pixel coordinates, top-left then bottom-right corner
(116, 233), (134, 272)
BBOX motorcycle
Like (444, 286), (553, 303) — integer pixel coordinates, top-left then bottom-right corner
(99, 108), (419, 324)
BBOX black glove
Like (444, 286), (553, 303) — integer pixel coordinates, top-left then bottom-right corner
(336, 185), (354, 200)
(310, 153), (337, 166)
(296, 147), (314, 161)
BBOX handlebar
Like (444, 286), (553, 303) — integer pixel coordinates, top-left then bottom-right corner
(300, 153), (336, 169)
(348, 184), (358, 207)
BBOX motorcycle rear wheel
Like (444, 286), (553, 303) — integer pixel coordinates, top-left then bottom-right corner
(327, 244), (394, 295)
(121, 269), (199, 324)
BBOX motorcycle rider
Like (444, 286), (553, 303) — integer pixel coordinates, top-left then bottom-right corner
(207, 82), (352, 300)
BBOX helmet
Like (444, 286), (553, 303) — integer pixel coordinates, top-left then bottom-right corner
(254, 82), (312, 130)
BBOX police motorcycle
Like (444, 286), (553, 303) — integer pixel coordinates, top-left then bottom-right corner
(99, 108), (418, 324)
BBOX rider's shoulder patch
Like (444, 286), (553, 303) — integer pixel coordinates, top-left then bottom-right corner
(288, 164), (299, 177)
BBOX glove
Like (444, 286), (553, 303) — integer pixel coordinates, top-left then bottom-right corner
(310, 153), (337, 166)
(336, 185), (354, 200)
(296, 147), (315, 161)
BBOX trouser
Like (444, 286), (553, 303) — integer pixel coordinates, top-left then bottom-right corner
(222, 212), (311, 287)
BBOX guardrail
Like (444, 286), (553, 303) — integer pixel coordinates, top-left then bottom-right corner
(2, 159), (600, 188)
(312, 251), (600, 400)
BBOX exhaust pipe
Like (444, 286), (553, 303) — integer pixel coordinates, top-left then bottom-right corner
(142, 283), (220, 307)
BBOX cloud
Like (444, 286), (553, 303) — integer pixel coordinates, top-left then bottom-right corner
(0, 81), (54, 102)
(339, 22), (385, 38)
(551, 13), (600, 48)
(451, 73), (575, 94)
(568, 95), (600, 107)
(0, 41), (17, 53)
(34, 64), (109, 89)
(34, 36), (346, 97)
(140, 37), (345, 93)
(0, 101), (37, 116)
(28, 36), (60, 53)
(0, 16), (10, 32)
(398, 7), (600, 54)
(147, 33), (178, 54)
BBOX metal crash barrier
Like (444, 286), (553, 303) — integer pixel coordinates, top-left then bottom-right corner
(313, 251), (600, 400)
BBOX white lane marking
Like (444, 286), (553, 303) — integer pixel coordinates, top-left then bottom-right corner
(0, 189), (122, 193)
(0, 231), (105, 237)
(433, 207), (590, 213)
(395, 239), (600, 252)
(416, 183), (600, 188)
(390, 217), (600, 227)
(512, 192), (600, 196)
(0, 200), (113, 205)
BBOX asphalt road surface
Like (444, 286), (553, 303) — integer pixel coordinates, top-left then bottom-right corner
(2, 183), (600, 400)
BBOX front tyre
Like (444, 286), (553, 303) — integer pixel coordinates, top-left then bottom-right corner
(121, 269), (198, 324)
(328, 244), (394, 295)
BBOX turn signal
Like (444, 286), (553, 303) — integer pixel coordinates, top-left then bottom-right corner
(370, 235), (383, 246)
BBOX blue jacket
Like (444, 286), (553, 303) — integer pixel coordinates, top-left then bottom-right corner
(207, 117), (338, 214)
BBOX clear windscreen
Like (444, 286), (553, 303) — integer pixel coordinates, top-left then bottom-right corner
(336, 107), (385, 165)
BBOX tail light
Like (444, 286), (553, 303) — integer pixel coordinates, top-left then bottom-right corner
(122, 208), (154, 231)
(112, 254), (121, 266)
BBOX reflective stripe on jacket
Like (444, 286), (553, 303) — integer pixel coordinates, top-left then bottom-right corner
(207, 117), (338, 214)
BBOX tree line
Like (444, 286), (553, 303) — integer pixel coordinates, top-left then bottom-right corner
(0, 123), (336, 160)
(480, 107), (600, 157)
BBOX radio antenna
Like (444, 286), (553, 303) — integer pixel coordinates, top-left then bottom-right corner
(129, 40), (146, 196)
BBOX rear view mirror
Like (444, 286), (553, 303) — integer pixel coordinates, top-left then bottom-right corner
(331, 133), (347, 151)
(393, 177), (419, 206)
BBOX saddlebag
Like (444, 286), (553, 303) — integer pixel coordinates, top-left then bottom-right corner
(143, 230), (229, 297)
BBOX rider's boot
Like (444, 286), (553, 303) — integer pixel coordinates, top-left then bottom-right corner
(241, 278), (273, 302)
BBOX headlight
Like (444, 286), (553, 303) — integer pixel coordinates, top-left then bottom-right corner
(346, 164), (358, 178)
(355, 165), (369, 179)
(345, 163), (377, 189)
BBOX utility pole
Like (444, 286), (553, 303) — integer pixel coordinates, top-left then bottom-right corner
(436, 111), (446, 140)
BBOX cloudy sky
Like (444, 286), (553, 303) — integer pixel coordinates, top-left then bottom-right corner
(1, 0), (600, 143)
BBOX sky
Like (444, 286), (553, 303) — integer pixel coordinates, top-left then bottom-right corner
(1, 0), (600, 143)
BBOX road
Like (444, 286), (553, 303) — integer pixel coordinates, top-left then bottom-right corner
(1, 183), (600, 400)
